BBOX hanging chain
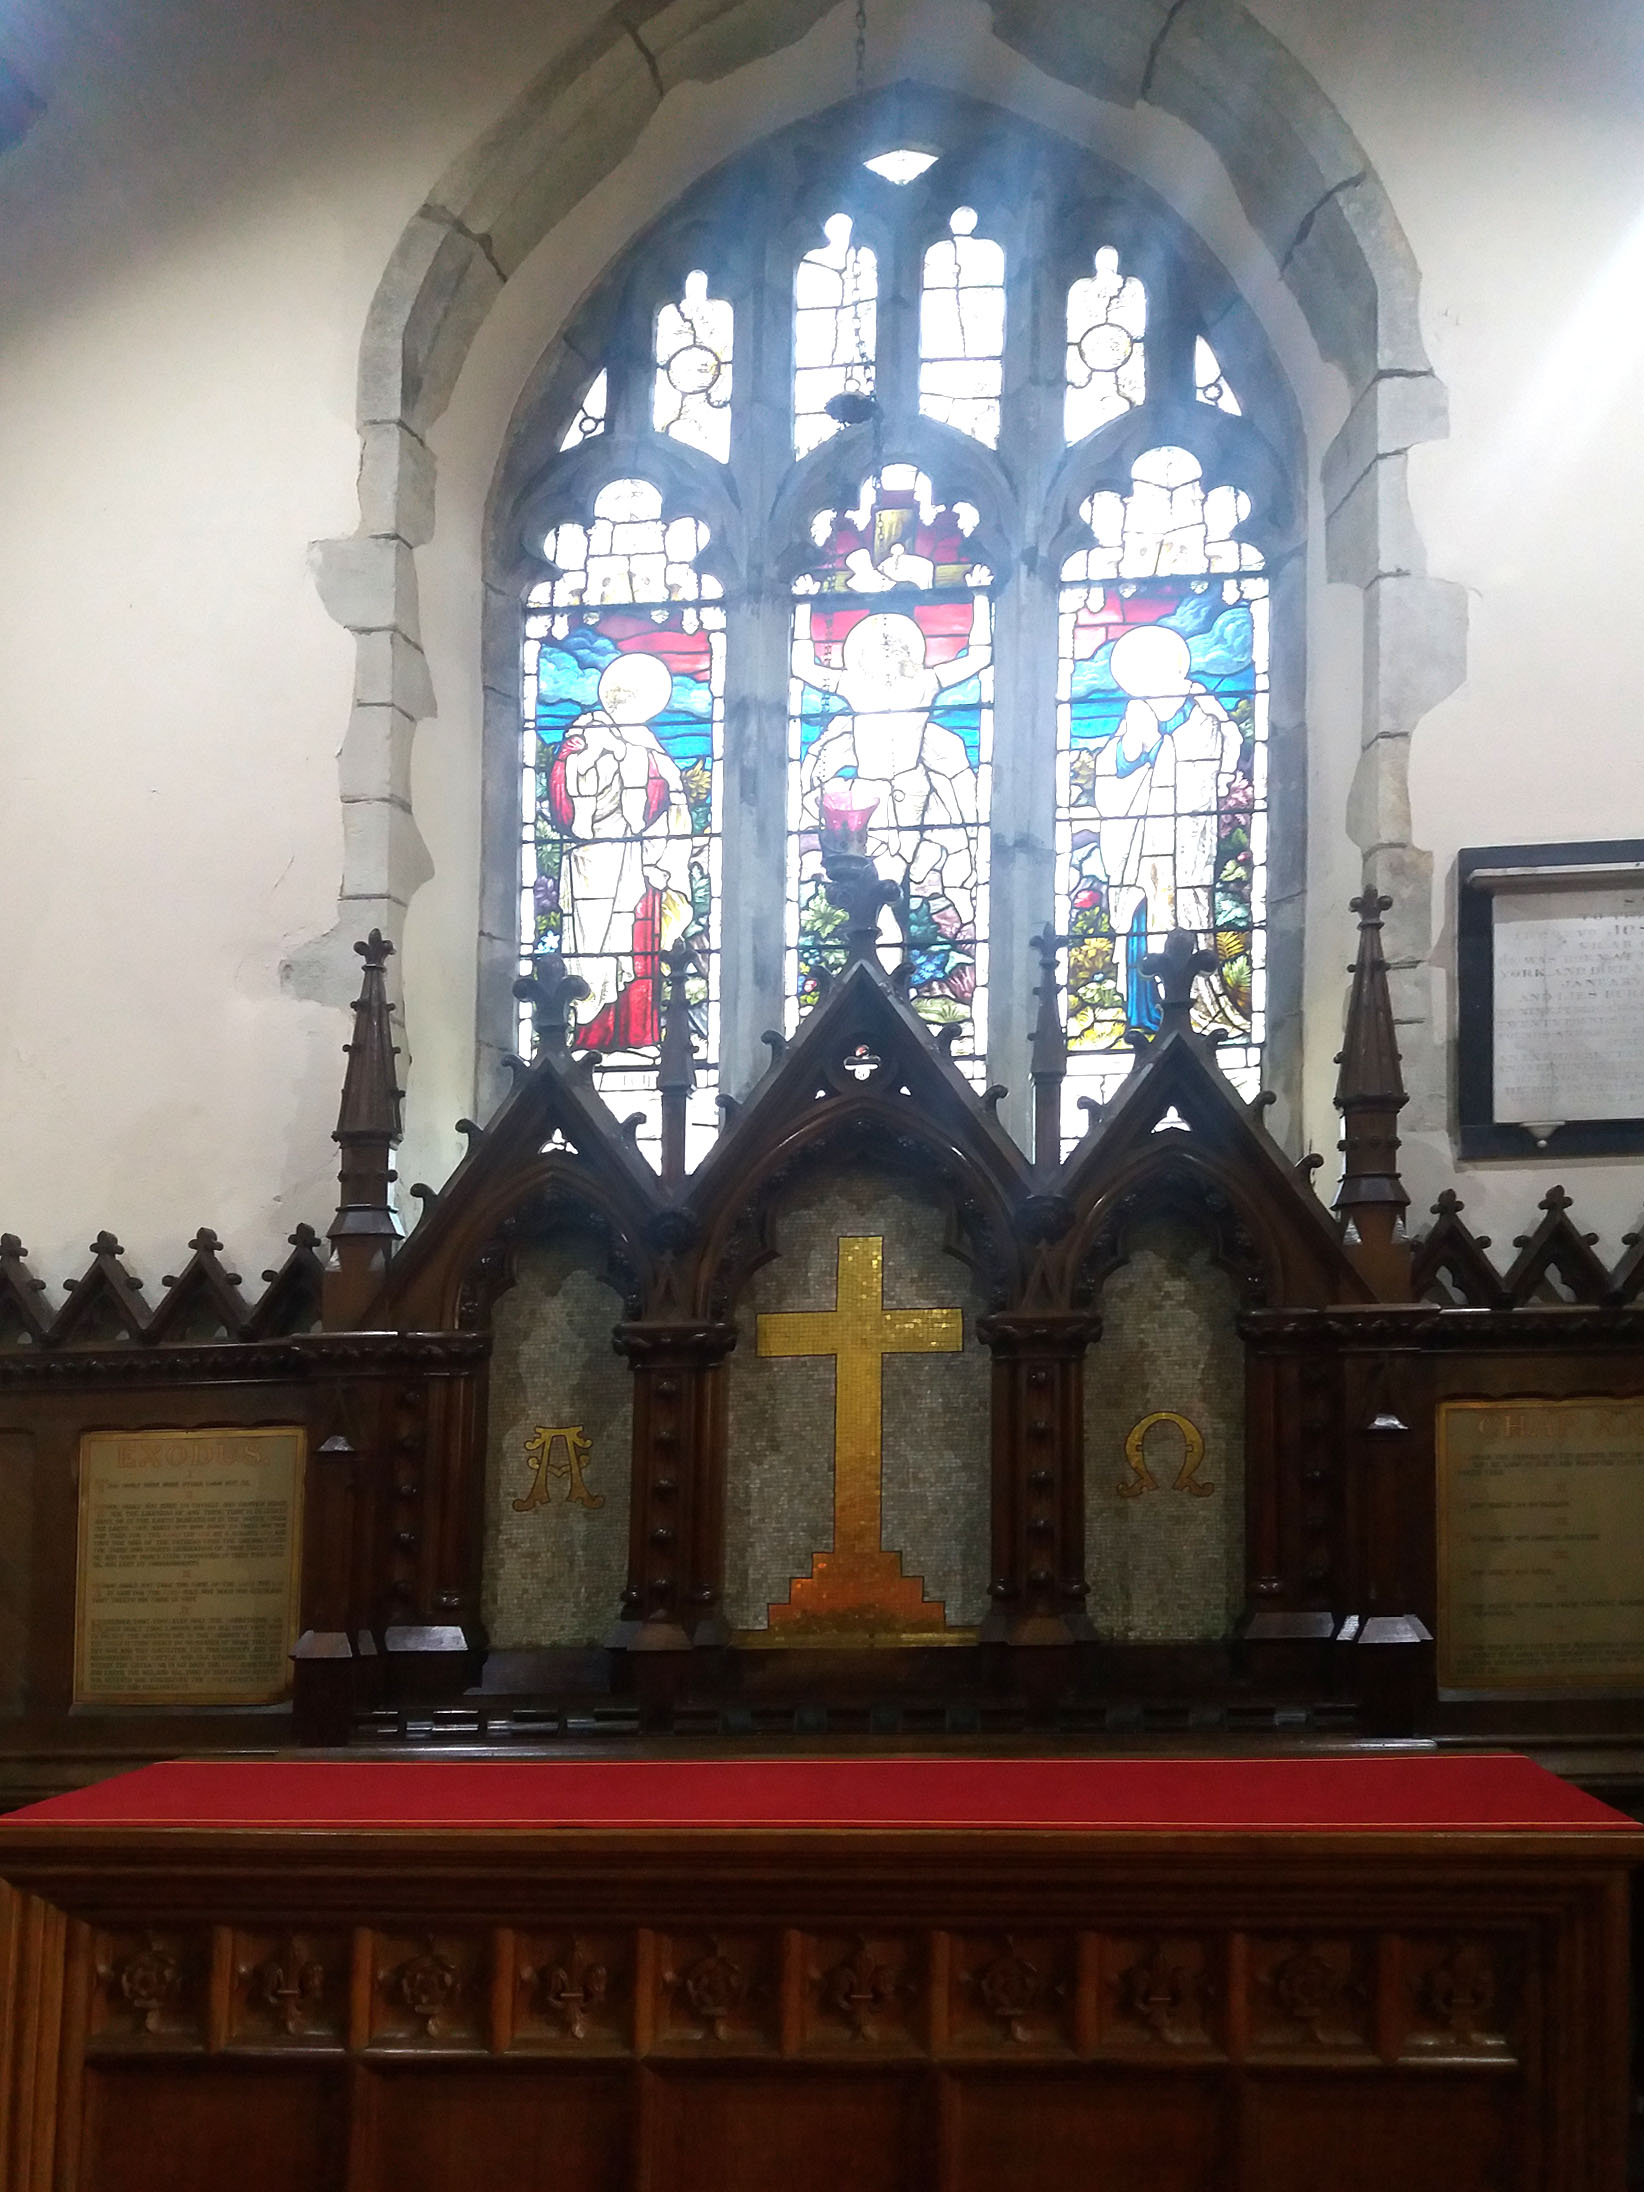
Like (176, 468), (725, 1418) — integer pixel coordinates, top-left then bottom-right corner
(854, 0), (867, 96)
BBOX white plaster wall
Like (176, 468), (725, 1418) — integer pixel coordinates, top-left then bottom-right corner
(1255, 0), (1644, 1252)
(0, 0), (1640, 1288)
(0, 0), (605, 1288)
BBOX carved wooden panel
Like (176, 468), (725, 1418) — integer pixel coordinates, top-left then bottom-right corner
(366, 1930), (489, 2051)
(227, 1928), (350, 2048)
(88, 1930), (208, 2051)
(799, 1931), (926, 2053)
(509, 1928), (633, 2053)
(943, 1932), (1078, 2054)
(653, 1930), (781, 2053)
(1246, 1934), (1376, 2058)
(1094, 1933), (1221, 2055)
(1397, 1933), (1522, 2062)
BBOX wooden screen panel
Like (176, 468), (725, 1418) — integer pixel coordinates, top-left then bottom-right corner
(1242, 2075), (1521, 2191)
(0, 1432), (32, 1712)
(80, 2064), (346, 2192)
(364, 2067), (631, 2192)
(642, 2067), (925, 2192)
(947, 2069), (1228, 2192)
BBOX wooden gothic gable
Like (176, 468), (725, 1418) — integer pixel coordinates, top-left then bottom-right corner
(370, 957), (665, 1332)
(1053, 983), (1370, 1314)
(684, 955), (1034, 1321)
(1500, 1185), (1614, 1307)
(144, 1229), (255, 1345)
(244, 1224), (327, 1339)
(50, 1231), (153, 1346)
(0, 1234), (52, 1347)
(1410, 1191), (1511, 1309)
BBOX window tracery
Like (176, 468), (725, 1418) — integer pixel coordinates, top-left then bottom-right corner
(505, 101), (1294, 1159)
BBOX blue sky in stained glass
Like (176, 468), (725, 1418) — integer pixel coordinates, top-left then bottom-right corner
(534, 624), (715, 771)
(1066, 593), (1254, 749)
(796, 675), (984, 768)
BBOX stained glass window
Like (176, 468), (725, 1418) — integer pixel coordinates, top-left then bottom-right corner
(918, 208), (1005, 448)
(1195, 338), (1241, 416)
(523, 479), (723, 1155)
(517, 110), (1290, 1169)
(787, 466), (992, 1073)
(794, 215), (878, 459)
(1065, 247), (1146, 445)
(653, 272), (733, 464)
(560, 369), (608, 451)
(1056, 449), (1268, 1121)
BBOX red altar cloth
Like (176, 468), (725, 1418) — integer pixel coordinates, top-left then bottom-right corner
(5, 1752), (1633, 1833)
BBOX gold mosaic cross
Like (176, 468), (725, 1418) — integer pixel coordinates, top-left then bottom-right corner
(757, 1236), (962, 1630)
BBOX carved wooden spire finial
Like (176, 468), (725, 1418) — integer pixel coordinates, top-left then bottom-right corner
(657, 941), (697, 1189)
(325, 930), (405, 1326)
(1333, 891), (1411, 1298)
(513, 952), (591, 1057)
(1029, 927), (1067, 1171)
(819, 814), (900, 973)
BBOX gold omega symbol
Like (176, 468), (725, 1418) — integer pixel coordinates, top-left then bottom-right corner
(1117, 1411), (1214, 1499)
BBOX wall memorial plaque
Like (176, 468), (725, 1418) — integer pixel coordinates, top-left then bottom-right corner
(1437, 1398), (1644, 1693)
(1457, 840), (1644, 1158)
(74, 1426), (305, 1706)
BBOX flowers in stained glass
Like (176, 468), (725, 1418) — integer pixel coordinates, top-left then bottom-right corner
(524, 479), (723, 1157)
(559, 369), (608, 450)
(653, 271), (734, 464)
(1065, 247), (1146, 445)
(918, 207), (1005, 448)
(1055, 454), (1268, 1118)
(786, 468), (992, 1072)
(794, 214), (879, 458)
(1194, 337), (1241, 416)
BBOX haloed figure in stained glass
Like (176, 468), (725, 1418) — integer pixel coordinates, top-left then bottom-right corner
(1095, 622), (1241, 956)
(550, 648), (695, 1051)
(793, 603), (989, 974)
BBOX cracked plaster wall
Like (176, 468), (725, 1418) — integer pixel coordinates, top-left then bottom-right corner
(0, 0), (1640, 1290)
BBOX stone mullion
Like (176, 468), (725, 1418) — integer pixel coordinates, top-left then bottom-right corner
(985, 577), (1059, 1152)
(719, 232), (798, 1101)
(988, 183), (1065, 1151)
(718, 592), (793, 1099)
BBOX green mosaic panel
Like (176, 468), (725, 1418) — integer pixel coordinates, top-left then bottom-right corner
(482, 1241), (632, 1648)
(724, 1174), (990, 1630)
(1083, 1219), (1245, 1642)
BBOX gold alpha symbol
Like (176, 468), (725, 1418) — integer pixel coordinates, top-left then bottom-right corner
(756, 1236), (962, 1630)
(515, 1425), (603, 1512)
(1117, 1411), (1213, 1499)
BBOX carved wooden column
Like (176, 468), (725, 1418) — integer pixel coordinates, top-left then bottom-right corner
(612, 1318), (737, 1653)
(977, 1307), (1098, 1649)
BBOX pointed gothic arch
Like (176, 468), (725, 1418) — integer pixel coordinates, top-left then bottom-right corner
(307, 0), (1463, 1179)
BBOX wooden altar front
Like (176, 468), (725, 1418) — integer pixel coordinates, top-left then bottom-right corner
(0, 1755), (1637, 2192)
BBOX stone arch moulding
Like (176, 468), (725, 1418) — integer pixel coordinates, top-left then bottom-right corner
(305, 0), (1465, 1161)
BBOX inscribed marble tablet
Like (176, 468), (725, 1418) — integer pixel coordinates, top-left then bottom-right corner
(1438, 1398), (1644, 1692)
(74, 1427), (305, 1706)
